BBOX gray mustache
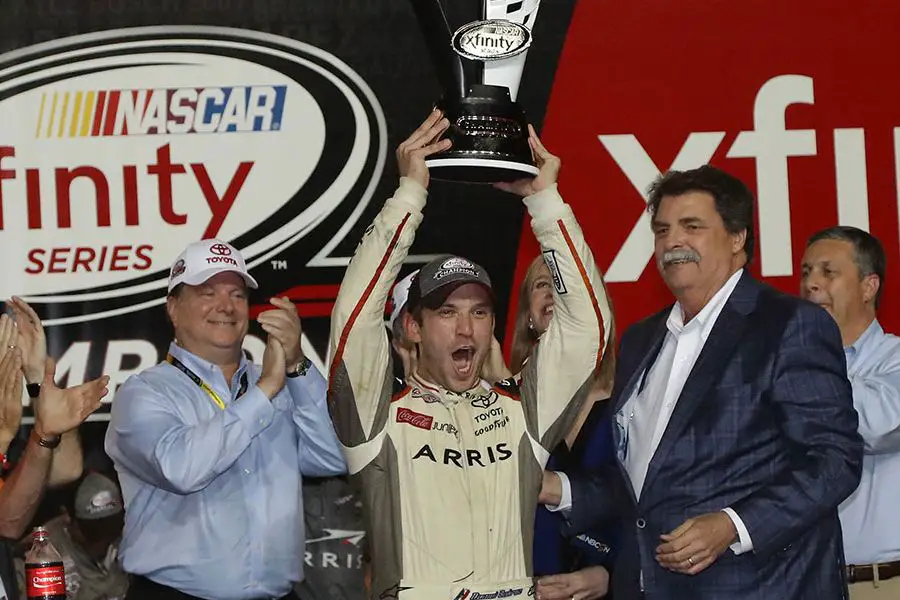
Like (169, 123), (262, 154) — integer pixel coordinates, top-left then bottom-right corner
(662, 249), (701, 266)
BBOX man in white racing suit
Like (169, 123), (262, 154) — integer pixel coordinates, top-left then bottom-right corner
(327, 111), (612, 600)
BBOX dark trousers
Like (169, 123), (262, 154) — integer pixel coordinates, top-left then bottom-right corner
(126, 575), (301, 600)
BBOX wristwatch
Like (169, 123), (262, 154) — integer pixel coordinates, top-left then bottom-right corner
(287, 357), (312, 378)
(30, 429), (61, 449)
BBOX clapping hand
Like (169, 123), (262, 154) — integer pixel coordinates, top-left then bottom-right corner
(257, 331), (287, 400)
(33, 359), (108, 438)
(257, 297), (304, 371)
(0, 344), (23, 447)
(8, 297), (46, 384)
(481, 336), (512, 383)
(0, 313), (16, 360)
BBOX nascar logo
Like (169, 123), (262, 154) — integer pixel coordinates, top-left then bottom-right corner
(0, 27), (386, 327)
(34, 85), (286, 138)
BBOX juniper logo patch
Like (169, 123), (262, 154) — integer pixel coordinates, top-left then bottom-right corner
(0, 26), (386, 324)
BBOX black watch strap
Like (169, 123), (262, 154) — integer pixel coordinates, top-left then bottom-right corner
(26, 383), (41, 399)
(287, 357), (312, 378)
(31, 429), (61, 449)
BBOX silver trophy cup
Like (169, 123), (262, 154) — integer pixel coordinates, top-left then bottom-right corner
(411, 0), (542, 184)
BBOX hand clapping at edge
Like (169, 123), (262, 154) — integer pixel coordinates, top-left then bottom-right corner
(33, 359), (108, 439)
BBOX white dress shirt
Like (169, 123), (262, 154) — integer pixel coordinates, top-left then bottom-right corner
(552, 268), (753, 554)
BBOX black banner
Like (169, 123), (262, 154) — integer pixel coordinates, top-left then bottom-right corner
(0, 2), (576, 598)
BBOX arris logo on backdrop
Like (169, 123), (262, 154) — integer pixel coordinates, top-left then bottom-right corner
(0, 26), (386, 325)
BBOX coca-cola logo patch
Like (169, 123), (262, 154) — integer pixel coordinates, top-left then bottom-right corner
(396, 407), (434, 430)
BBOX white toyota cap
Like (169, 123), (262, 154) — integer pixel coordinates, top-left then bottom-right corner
(388, 270), (419, 328)
(167, 239), (259, 293)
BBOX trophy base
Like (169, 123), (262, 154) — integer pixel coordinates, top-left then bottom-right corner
(427, 157), (539, 184)
(428, 84), (536, 185)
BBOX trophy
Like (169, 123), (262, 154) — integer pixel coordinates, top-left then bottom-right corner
(410, 0), (542, 184)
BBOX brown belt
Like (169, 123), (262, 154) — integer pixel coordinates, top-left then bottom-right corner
(846, 561), (900, 584)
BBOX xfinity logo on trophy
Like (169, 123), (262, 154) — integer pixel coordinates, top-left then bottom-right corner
(0, 26), (386, 325)
(451, 20), (532, 61)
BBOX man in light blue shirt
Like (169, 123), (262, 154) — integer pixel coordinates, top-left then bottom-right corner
(801, 226), (900, 600)
(105, 239), (346, 600)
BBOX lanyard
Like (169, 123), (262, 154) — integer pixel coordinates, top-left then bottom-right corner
(166, 354), (248, 410)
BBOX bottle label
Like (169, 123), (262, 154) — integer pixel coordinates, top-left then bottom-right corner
(26, 563), (66, 598)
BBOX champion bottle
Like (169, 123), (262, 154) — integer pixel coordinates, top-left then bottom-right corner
(24, 527), (66, 600)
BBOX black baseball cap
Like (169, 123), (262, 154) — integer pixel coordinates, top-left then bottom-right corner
(406, 255), (495, 311)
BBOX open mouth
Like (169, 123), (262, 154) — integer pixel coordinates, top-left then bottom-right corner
(208, 320), (235, 326)
(543, 305), (554, 316)
(451, 346), (475, 377)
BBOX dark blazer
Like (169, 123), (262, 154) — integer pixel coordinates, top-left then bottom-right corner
(566, 270), (863, 600)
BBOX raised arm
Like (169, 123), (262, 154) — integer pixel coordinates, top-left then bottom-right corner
(497, 127), (612, 456)
(8, 297), (84, 486)
(327, 111), (449, 473)
(1, 356), (106, 538)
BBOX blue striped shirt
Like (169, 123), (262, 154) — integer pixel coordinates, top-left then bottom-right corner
(105, 342), (346, 600)
(838, 319), (900, 564)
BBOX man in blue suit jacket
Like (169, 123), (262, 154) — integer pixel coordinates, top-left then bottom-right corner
(539, 165), (863, 600)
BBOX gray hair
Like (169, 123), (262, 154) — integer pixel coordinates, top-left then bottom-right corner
(807, 226), (886, 308)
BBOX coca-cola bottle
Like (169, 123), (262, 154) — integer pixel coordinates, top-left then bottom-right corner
(24, 527), (66, 600)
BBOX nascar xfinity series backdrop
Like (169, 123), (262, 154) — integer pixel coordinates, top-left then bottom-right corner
(0, 1), (898, 599)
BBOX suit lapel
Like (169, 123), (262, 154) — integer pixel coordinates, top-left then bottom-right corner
(640, 272), (759, 496)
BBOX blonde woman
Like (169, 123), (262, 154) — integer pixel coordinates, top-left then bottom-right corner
(511, 256), (618, 600)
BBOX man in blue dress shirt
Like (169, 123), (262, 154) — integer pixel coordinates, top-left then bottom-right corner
(801, 226), (900, 600)
(105, 239), (347, 600)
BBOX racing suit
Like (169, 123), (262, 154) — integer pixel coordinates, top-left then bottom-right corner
(328, 177), (611, 600)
